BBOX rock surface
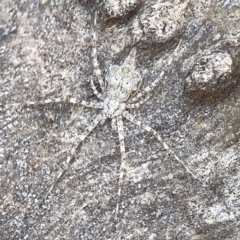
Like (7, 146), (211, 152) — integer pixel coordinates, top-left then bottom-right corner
(1, 0), (240, 239)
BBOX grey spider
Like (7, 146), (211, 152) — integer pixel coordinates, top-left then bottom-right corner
(4, 14), (197, 222)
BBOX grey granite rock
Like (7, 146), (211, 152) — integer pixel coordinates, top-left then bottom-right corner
(1, 0), (240, 239)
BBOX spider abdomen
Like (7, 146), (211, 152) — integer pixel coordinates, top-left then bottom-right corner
(106, 65), (142, 102)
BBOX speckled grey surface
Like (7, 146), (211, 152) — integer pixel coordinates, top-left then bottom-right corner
(1, 0), (240, 239)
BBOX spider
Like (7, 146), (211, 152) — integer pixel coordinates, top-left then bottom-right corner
(4, 13), (197, 222)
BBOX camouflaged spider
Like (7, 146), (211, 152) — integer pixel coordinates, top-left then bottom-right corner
(6, 14), (197, 221)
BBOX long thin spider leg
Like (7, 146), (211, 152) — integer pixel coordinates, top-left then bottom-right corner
(111, 116), (117, 132)
(4, 97), (103, 110)
(92, 11), (105, 92)
(40, 113), (106, 205)
(91, 77), (104, 100)
(115, 115), (127, 221)
(126, 94), (152, 109)
(122, 111), (199, 181)
(129, 71), (164, 104)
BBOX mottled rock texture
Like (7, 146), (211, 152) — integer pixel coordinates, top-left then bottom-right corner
(1, 0), (240, 239)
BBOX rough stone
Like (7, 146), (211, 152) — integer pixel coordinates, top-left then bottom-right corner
(1, 0), (240, 239)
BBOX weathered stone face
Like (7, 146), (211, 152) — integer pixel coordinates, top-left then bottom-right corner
(130, 2), (188, 45)
(2, 1), (240, 239)
(103, 0), (141, 19)
(184, 52), (235, 101)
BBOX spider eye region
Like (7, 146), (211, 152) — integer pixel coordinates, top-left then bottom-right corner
(106, 65), (142, 102)
(103, 98), (126, 118)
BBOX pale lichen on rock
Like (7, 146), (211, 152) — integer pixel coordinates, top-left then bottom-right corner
(184, 39), (239, 101)
(184, 52), (236, 101)
(130, 2), (188, 45)
(102, 0), (142, 20)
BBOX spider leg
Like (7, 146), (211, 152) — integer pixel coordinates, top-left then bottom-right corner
(111, 117), (117, 132)
(40, 113), (106, 205)
(129, 71), (164, 104)
(92, 11), (105, 93)
(126, 94), (152, 109)
(91, 77), (104, 100)
(115, 115), (127, 221)
(122, 111), (199, 181)
(4, 97), (103, 110)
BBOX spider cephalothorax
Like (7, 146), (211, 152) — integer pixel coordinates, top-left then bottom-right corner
(103, 98), (126, 118)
